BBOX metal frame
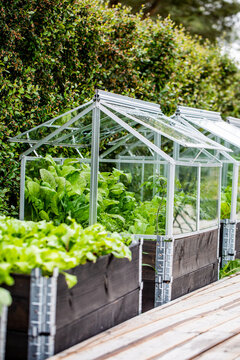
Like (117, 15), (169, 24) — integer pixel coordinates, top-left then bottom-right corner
(154, 235), (173, 306)
(227, 116), (240, 128)
(28, 268), (58, 360)
(132, 237), (144, 315)
(0, 306), (8, 360)
(221, 219), (236, 267)
(89, 97), (100, 225)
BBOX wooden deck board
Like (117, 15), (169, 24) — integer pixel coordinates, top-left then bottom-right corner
(49, 273), (240, 360)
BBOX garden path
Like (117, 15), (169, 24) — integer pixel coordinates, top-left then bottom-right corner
(49, 273), (240, 360)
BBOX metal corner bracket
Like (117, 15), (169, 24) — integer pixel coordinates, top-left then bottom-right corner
(221, 219), (236, 267)
(28, 268), (58, 360)
(154, 236), (173, 307)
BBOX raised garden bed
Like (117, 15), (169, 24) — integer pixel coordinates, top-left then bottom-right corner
(141, 228), (219, 312)
(5, 240), (142, 360)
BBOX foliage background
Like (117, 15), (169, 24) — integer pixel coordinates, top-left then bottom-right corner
(1, 0), (240, 216)
(108, 0), (240, 43)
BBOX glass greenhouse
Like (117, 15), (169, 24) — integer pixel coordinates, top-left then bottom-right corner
(173, 106), (240, 223)
(10, 91), (229, 238)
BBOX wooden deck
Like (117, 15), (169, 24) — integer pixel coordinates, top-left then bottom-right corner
(49, 274), (240, 360)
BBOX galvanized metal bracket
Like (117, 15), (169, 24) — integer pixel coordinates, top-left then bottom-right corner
(154, 236), (173, 307)
(138, 237), (144, 315)
(0, 306), (8, 360)
(221, 220), (236, 267)
(28, 268), (58, 360)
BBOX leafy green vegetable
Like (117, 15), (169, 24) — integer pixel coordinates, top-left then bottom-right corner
(220, 259), (240, 279)
(0, 287), (12, 316)
(25, 156), (139, 232)
(25, 156), (202, 236)
(220, 185), (240, 219)
(0, 216), (132, 288)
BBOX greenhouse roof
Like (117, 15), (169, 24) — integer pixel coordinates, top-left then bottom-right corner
(9, 90), (229, 161)
(227, 116), (240, 128)
(176, 106), (240, 150)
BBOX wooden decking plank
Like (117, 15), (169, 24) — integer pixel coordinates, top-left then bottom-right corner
(52, 274), (240, 357)
(50, 290), (240, 360)
(49, 274), (240, 360)
(153, 320), (240, 359)
(94, 303), (240, 360)
(194, 333), (240, 359)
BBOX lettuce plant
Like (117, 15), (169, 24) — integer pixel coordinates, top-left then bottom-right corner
(0, 216), (132, 288)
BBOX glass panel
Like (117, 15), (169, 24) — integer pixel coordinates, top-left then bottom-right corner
(221, 163), (233, 220)
(178, 147), (218, 163)
(24, 156), (91, 227)
(103, 104), (214, 148)
(186, 118), (240, 150)
(200, 167), (219, 230)
(15, 104), (93, 147)
(50, 102), (92, 127)
(173, 166), (197, 235)
(98, 160), (167, 235)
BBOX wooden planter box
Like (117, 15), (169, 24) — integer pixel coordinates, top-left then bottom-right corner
(5, 241), (142, 360)
(142, 229), (219, 312)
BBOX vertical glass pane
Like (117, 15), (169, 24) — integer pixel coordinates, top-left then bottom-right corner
(98, 160), (167, 235)
(200, 167), (219, 230)
(221, 163), (233, 220)
(24, 156), (91, 227)
(173, 166), (197, 235)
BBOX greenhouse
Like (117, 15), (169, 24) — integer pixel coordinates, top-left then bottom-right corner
(10, 90), (228, 238)
(173, 106), (240, 264)
(6, 90), (234, 359)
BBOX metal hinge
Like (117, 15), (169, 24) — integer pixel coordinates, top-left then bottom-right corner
(221, 220), (236, 267)
(28, 268), (58, 360)
(154, 236), (173, 307)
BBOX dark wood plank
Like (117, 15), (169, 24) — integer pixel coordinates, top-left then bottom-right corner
(171, 261), (218, 300)
(54, 289), (140, 354)
(142, 240), (156, 282)
(219, 222), (223, 260)
(142, 280), (155, 313)
(142, 240), (156, 313)
(5, 331), (28, 360)
(56, 244), (140, 329)
(4, 274), (30, 298)
(4, 274), (30, 332)
(172, 229), (218, 278)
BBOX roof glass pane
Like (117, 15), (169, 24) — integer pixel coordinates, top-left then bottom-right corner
(183, 117), (240, 150)
(102, 103), (227, 150)
(99, 112), (164, 160)
(10, 103), (93, 146)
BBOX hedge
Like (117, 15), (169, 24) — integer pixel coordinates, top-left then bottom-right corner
(0, 0), (240, 216)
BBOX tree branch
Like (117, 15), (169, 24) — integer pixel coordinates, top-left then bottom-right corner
(142, 0), (161, 19)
